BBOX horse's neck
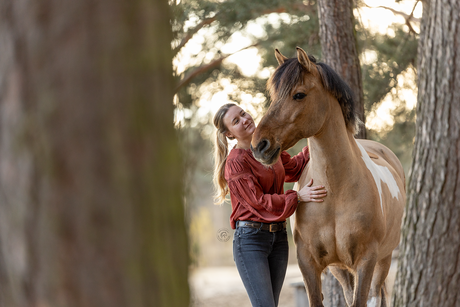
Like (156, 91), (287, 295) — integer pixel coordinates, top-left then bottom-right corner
(308, 117), (360, 187)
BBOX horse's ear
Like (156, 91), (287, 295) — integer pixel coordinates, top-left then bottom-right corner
(275, 49), (288, 66)
(296, 46), (313, 72)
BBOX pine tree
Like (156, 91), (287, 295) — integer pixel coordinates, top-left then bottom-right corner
(392, 0), (460, 305)
(0, 1), (189, 306)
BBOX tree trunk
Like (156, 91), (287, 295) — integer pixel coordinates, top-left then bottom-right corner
(318, 0), (366, 139)
(321, 269), (352, 307)
(0, 0), (189, 306)
(317, 0), (364, 305)
(392, 1), (460, 306)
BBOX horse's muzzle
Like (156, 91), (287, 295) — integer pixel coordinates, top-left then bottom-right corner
(251, 139), (280, 166)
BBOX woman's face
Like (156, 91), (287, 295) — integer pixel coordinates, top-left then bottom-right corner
(222, 106), (255, 141)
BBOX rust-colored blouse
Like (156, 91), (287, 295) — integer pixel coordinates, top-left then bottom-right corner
(225, 146), (310, 229)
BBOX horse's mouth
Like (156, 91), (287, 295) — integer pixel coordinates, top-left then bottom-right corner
(252, 145), (281, 166)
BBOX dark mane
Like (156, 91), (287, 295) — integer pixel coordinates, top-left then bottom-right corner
(267, 57), (357, 133)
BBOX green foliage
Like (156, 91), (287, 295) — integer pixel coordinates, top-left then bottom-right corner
(172, 0), (310, 47)
(358, 24), (418, 111)
(173, 0), (418, 127)
(173, 0), (320, 110)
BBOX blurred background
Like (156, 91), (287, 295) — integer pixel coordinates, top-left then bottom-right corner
(3, 0), (458, 306)
(171, 0), (421, 305)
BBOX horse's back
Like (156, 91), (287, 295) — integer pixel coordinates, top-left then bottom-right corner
(356, 139), (405, 187)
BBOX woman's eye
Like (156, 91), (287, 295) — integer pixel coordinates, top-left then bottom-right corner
(293, 93), (306, 100)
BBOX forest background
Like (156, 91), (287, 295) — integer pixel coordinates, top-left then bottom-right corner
(0, 0), (458, 306)
(174, 0), (421, 269)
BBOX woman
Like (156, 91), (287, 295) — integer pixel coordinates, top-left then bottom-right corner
(213, 103), (327, 307)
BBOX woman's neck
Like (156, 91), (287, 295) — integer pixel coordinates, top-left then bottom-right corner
(236, 137), (252, 150)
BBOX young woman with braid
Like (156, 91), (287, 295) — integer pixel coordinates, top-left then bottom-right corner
(212, 103), (327, 307)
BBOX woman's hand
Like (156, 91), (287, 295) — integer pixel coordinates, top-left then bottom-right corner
(297, 179), (327, 203)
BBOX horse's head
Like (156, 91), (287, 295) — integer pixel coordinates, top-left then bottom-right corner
(251, 47), (357, 165)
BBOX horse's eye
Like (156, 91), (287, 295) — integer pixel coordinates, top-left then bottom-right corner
(293, 93), (306, 100)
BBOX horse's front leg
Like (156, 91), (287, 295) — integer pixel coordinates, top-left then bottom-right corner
(351, 245), (378, 307)
(296, 244), (325, 307)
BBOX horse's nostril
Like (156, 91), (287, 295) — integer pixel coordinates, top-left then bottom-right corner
(257, 139), (271, 154)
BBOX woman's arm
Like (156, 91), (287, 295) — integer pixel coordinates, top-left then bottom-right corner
(281, 146), (310, 182)
(226, 158), (298, 220)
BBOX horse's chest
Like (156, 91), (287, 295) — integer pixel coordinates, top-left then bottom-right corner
(295, 200), (380, 266)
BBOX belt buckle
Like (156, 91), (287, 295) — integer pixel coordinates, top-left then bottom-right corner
(269, 224), (276, 232)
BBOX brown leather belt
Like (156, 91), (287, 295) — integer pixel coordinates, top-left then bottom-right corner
(237, 220), (286, 232)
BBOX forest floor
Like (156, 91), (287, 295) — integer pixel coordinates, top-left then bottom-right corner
(190, 261), (398, 307)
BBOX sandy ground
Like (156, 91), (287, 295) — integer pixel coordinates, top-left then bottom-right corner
(190, 261), (398, 307)
(190, 264), (301, 307)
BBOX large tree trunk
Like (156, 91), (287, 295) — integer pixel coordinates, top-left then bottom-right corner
(0, 0), (189, 306)
(317, 0), (364, 305)
(392, 0), (460, 306)
(318, 0), (366, 139)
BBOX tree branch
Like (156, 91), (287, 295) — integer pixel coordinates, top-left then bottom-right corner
(175, 43), (259, 92)
(375, 5), (420, 23)
(173, 16), (218, 56)
(404, 1), (421, 35)
(364, 2), (421, 35)
(173, 3), (315, 56)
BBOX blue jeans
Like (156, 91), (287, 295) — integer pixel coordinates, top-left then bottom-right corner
(233, 222), (289, 307)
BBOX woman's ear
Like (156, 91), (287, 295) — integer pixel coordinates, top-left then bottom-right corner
(225, 131), (234, 139)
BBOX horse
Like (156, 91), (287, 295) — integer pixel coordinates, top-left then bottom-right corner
(250, 47), (405, 307)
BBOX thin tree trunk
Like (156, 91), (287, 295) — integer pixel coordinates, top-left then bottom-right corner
(0, 0), (189, 306)
(318, 0), (366, 139)
(392, 0), (460, 306)
(322, 269), (352, 307)
(317, 0), (364, 305)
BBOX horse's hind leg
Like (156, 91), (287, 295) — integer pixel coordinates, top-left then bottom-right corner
(368, 254), (392, 307)
(329, 266), (354, 306)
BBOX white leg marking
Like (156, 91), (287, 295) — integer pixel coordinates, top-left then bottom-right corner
(367, 296), (381, 307)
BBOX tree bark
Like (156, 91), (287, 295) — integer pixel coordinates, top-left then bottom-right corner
(318, 0), (366, 139)
(317, 0), (365, 305)
(321, 269), (352, 307)
(0, 0), (189, 306)
(392, 1), (460, 306)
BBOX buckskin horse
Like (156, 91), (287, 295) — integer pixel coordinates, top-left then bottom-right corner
(251, 47), (405, 307)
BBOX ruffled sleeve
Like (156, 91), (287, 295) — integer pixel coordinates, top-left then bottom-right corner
(225, 156), (298, 222)
(281, 146), (310, 182)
